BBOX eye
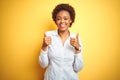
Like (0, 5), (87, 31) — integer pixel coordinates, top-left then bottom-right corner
(56, 18), (60, 20)
(64, 17), (69, 20)
(56, 17), (61, 21)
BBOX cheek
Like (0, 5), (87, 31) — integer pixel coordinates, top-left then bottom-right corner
(55, 21), (60, 25)
(67, 21), (71, 25)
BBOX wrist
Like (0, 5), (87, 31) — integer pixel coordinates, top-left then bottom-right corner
(74, 46), (81, 54)
(75, 50), (81, 54)
(42, 46), (48, 51)
(74, 46), (81, 51)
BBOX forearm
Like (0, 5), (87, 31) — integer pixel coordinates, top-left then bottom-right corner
(73, 53), (84, 73)
(39, 48), (49, 68)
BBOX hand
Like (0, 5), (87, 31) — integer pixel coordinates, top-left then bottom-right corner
(70, 34), (80, 51)
(42, 33), (51, 51)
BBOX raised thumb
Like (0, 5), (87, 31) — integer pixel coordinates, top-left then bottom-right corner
(76, 33), (79, 41)
(44, 33), (46, 37)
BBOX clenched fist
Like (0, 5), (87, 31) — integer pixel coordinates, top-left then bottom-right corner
(70, 34), (81, 53)
(42, 33), (51, 51)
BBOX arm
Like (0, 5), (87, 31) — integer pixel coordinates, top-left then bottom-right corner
(39, 33), (51, 68)
(73, 36), (84, 72)
(39, 48), (49, 68)
(73, 52), (84, 73)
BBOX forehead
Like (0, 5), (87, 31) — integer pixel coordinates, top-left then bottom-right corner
(56, 10), (70, 17)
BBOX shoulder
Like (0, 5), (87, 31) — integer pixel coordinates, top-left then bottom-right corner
(45, 30), (57, 36)
(70, 31), (77, 38)
(70, 31), (82, 40)
(70, 32), (76, 37)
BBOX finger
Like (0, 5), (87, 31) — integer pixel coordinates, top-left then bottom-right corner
(48, 36), (51, 40)
(76, 33), (79, 42)
(73, 43), (76, 47)
(70, 41), (74, 45)
(47, 39), (51, 42)
(70, 40), (74, 43)
(45, 36), (51, 40)
(70, 38), (75, 42)
(45, 37), (49, 40)
(44, 33), (46, 37)
(70, 40), (74, 45)
(46, 37), (52, 44)
(48, 41), (51, 44)
(70, 37), (75, 41)
(44, 40), (50, 45)
(70, 41), (73, 45)
(76, 33), (79, 40)
(71, 41), (75, 46)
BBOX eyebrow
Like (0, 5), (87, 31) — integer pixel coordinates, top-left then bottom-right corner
(56, 16), (70, 18)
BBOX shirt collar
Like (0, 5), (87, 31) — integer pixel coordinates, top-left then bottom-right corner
(53, 29), (73, 38)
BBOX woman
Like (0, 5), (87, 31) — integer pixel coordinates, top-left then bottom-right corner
(39, 3), (84, 80)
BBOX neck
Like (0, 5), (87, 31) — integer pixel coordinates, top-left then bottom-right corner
(58, 30), (69, 38)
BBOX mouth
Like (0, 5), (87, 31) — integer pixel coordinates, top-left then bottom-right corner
(59, 23), (66, 28)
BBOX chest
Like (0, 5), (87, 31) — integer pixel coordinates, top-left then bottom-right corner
(48, 36), (75, 61)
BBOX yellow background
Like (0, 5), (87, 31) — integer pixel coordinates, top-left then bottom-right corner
(1, 0), (120, 80)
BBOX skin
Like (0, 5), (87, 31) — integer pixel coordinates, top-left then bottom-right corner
(42, 10), (81, 53)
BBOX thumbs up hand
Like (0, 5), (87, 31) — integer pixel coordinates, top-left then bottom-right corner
(42, 33), (51, 51)
(70, 34), (81, 52)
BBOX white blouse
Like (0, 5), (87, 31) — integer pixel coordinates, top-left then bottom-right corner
(39, 30), (84, 80)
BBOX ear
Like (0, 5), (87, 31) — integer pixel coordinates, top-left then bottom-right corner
(70, 19), (72, 23)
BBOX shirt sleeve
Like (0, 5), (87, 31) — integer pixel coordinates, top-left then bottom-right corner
(73, 53), (84, 73)
(73, 36), (84, 73)
(39, 48), (49, 68)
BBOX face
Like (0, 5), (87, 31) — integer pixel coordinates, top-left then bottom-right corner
(55, 10), (72, 32)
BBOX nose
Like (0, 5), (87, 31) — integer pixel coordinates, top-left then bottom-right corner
(61, 19), (65, 23)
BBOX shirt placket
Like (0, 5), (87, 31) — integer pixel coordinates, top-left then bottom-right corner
(56, 36), (64, 79)
(61, 38), (69, 80)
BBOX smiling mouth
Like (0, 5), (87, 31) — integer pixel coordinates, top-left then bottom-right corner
(60, 24), (66, 28)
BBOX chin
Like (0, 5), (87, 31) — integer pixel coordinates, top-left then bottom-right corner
(58, 29), (67, 32)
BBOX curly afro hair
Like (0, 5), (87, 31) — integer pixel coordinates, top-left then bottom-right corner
(52, 3), (75, 27)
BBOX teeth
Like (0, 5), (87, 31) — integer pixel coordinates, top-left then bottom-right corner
(60, 24), (66, 27)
